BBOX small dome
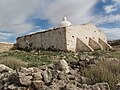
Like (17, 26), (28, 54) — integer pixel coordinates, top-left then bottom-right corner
(58, 17), (71, 27)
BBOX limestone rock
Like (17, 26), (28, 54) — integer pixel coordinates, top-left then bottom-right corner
(79, 76), (88, 84)
(42, 70), (52, 84)
(81, 84), (91, 90)
(8, 84), (17, 90)
(50, 80), (66, 90)
(57, 71), (68, 81)
(0, 64), (13, 73)
(31, 80), (44, 90)
(32, 72), (43, 80)
(68, 75), (75, 80)
(59, 59), (69, 73)
(65, 82), (80, 90)
(17, 87), (27, 90)
(17, 67), (30, 73)
(116, 82), (120, 90)
(9, 72), (32, 86)
(93, 83), (110, 90)
(92, 84), (101, 90)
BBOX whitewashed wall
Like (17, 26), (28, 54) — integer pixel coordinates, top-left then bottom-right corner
(66, 23), (110, 51)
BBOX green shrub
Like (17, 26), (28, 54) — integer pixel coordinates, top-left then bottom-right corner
(82, 60), (120, 90)
(0, 57), (28, 69)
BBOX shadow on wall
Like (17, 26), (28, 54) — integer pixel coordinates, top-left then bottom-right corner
(76, 38), (112, 52)
(76, 38), (94, 52)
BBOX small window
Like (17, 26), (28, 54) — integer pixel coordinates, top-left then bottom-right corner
(93, 37), (95, 39)
(94, 31), (96, 32)
(72, 36), (74, 38)
(86, 37), (87, 39)
(52, 46), (54, 48)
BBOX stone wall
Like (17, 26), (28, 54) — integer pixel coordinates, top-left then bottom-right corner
(0, 42), (16, 52)
(17, 27), (67, 51)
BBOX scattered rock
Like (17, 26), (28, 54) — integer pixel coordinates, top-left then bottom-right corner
(116, 82), (120, 90)
(93, 83), (110, 90)
(9, 72), (32, 86)
(8, 84), (17, 90)
(65, 82), (80, 90)
(0, 64), (13, 73)
(31, 80), (44, 90)
(59, 59), (69, 73)
(42, 69), (52, 84)
(0, 60), (113, 90)
(32, 72), (43, 80)
(57, 71), (68, 81)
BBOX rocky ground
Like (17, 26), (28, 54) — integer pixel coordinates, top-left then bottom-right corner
(0, 56), (120, 90)
(0, 59), (112, 90)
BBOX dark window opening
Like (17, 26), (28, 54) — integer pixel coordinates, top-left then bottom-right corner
(86, 37), (87, 39)
(93, 37), (95, 39)
(52, 46), (54, 48)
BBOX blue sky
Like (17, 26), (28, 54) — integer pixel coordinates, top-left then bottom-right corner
(0, 0), (120, 42)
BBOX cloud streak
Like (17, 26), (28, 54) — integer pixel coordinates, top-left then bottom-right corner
(99, 27), (120, 40)
(104, 5), (117, 13)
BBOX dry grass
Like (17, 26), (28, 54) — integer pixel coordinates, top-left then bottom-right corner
(82, 59), (120, 90)
(0, 57), (28, 69)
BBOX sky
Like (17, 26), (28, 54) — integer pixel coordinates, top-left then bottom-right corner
(0, 0), (120, 42)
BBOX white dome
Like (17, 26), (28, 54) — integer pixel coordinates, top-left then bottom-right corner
(58, 17), (71, 27)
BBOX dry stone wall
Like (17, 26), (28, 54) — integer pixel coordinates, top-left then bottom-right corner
(17, 27), (67, 51)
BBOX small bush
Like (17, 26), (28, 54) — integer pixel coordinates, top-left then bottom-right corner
(0, 57), (28, 69)
(82, 60), (120, 90)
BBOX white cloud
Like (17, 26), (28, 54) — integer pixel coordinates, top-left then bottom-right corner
(102, 0), (106, 3)
(0, 32), (12, 37)
(0, 32), (13, 41)
(103, 0), (120, 14)
(0, 0), (98, 36)
(38, 0), (98, 25)
(113, 0), (120, 3)
(0, 0), (43, 35)
(92, 14), (120, 25)
(104, 5), (117, 13)
(0, 0), (98, 39)
(99, 27), (120, 40)
(0, 0), (120, 41)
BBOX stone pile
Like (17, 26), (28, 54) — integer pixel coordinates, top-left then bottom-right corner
(0, 58), (111, 90)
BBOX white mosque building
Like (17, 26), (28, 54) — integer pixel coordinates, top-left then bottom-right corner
(16, 17), (112, 52)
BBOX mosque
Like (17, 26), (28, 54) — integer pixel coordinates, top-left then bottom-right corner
(16, 17), (112, 52)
